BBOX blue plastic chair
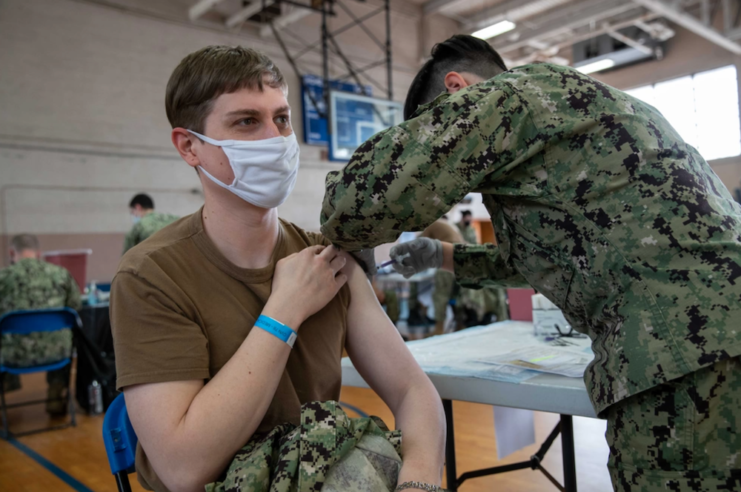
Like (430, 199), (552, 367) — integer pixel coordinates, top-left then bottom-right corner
(0, 308), (80, 437)
(103, 392), (137, 492)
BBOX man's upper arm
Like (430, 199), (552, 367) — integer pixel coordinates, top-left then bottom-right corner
(343, 257), (427, 409)
(454, 243), (528, 288)
(111, 268), (210, 390)
(320, 84), (530, 250)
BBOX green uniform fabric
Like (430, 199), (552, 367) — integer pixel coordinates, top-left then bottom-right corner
(606, 357), (741, 491)
(122, 212), (179, 254)
(205, 400), (402, 492)
(0, 258), (80, 389)
(382, 289), (400, 323)
(320, 62), (741, 416)
(455, 222), (509, 324)
(456, 223), (478, 245)
(432, 270), (455, 323)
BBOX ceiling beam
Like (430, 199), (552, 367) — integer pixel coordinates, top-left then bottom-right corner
(492, 0), (640, 53)
(188, 0), (223, 21)
(633, 0), (741, 54)
(226, 0), (276, 28)
(260, 8), (313, 37)
(463, 0), (572, 32)
(422, 0), (470, 16)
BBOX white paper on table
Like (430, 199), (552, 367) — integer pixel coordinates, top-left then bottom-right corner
(493, 406), (536, 460)
(477, 346), (592, 378)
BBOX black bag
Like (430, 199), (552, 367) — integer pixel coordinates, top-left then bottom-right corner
(73, 312), (118, 413)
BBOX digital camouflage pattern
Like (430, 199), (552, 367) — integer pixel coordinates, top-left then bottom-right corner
(455, 221), (510, 324)
(205, 400), (402, 492)
(320, 63), (741, 415)
(122, 212), (179, 254)
(0, 258), (80, 367)
(606, 357), (741, 491)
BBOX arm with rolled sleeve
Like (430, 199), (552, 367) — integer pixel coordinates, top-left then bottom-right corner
(320, 83), (540, 251)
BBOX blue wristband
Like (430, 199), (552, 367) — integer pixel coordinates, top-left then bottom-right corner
(254, 315), (297, 348)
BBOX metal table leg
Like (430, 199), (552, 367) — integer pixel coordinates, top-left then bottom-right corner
(443, 399), (457, 491)
(560, 414), (577, 492)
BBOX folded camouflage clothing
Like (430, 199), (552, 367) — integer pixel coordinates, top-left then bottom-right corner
(206, 400), (403, 492)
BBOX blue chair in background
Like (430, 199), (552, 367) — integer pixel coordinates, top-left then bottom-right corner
(0, 308), (79, 437)
(103, 392), (137, 492)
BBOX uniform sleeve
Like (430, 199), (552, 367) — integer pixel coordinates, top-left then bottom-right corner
(122, 226), (139, 255)
(320, 84), (533, 250)
(65, 272), (82, 311)
(454, 243), (529, 289)
(111, 269), (210, 390)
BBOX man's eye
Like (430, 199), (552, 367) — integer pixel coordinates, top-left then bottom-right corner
(238, 118), (257, 126)
(276, 116), (289, 125)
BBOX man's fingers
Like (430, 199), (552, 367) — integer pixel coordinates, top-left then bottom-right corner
(317, 244), (338, 262)
(307, 245), (326, 255)
(334, 273), (348, 287)
(329, 254), (346, 274)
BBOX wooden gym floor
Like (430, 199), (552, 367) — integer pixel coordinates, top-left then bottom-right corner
(0, 372), (613, 492)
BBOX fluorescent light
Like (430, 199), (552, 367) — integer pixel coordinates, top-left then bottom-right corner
(576, 58), (616, 74)
(472, 20), (516, 40)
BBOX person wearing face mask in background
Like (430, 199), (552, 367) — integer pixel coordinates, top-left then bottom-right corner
(122, 194), (179, 255)
(110, 46), (445, 492)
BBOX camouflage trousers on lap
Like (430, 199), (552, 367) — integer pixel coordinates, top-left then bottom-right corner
(606, 357), (741, 492)
(206, 400), (403, 492)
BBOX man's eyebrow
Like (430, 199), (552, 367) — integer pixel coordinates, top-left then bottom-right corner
(225, 108), (261, 118)
(274, 105), (291, 114)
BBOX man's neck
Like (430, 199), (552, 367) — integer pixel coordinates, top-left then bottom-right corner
(201, 192), (280, 270)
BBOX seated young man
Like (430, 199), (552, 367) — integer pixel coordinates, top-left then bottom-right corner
(111, 46), (446, 492)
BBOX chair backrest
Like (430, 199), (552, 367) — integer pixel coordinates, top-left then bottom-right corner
(103, 393), (138, 475)
(0, 308), (81, 336)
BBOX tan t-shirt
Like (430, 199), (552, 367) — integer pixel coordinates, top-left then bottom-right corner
(419, 219), (463, 244)
(111, 210), (350, 492)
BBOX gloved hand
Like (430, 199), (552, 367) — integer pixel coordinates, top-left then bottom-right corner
(350, 249), (376, 279)
(389, 237), (443, 279)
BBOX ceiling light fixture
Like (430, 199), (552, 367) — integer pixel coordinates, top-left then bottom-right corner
(472, 20), (516, 40)
(576, 58), (616, 74)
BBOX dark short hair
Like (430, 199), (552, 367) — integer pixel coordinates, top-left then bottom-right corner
(461, 210), (473, 217)
(166, 45), (286, 134)
(129, 194), (154, 209)
(404, 35), (507, 120)
(10, 234), (39, 252)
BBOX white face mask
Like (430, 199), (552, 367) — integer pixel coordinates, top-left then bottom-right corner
(130, 214), (141, 225)
(188, 130), (300, 209)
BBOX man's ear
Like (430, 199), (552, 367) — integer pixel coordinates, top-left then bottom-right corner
(444, 71), (469, 94)
(172, 128), (202, 170)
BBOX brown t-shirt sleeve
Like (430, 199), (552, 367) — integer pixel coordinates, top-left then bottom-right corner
(112, 268), (210, 391)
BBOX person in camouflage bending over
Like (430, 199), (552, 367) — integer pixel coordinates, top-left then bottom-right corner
(321, 34), (741, 491)
(0, 234), (80, 415)
(123, 193), (179, 254)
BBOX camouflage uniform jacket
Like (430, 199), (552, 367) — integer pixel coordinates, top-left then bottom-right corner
(0, 258), (81, 367)
(456, 223), (478, 245)
(123, 212), (180, 254)
(206, 400), (402, 492)
(320, 63), (741, 415)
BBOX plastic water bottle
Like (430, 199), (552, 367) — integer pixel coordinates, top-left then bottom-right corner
(88, 380), (103, 415)
(87, 281), (97, 305)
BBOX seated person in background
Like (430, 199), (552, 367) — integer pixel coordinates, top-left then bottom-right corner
(0, 234), (80, 415)
(419, 217), (462, 336)
(112, 46), (445, 492)
(122, 193), (179, 254)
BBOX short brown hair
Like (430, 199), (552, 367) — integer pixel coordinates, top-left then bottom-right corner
(10, 234), (39, 253)
(165, 45), (286, 133)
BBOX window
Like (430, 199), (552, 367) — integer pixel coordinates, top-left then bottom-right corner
(624, 65), (741, 161)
